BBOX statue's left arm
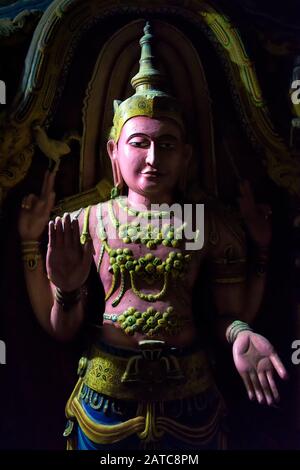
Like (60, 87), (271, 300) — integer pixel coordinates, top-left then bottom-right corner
(207, 206), (288, 406)
(237, 180), (272, 323)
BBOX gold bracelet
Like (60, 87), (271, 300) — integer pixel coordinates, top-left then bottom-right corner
(226, 320), (253, 344)
(55, 287), (81, 312)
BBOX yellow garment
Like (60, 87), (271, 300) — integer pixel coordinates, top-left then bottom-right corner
(77, 344), (213, 401)
(65, 344), (226, 449)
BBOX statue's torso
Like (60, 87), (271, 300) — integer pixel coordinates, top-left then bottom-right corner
(84, 199), (207, 348)
(75, 197), (245, 349)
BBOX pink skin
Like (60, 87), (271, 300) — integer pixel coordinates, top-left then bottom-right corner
(233, 331), (288, 405)
(19, 170), (56, 241)
(107, 116), (191, 208)
(46, 214), (94, 292)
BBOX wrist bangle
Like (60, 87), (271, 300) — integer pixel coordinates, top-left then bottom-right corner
(21, 241), (41, 270)
(226, 320), (253, 344)
(55, 287), (81, 312)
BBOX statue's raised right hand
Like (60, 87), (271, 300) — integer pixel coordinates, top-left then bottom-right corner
(46, 214), (94, 292)
(18, 170), (56, 241)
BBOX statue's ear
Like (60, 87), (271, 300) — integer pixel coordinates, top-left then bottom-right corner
(113, 99), (122, 113)
(107, 139), (124, 190)
(107, 139), (117, 160)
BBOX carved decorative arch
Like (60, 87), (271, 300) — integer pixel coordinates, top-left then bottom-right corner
(0, 0), (299, 210)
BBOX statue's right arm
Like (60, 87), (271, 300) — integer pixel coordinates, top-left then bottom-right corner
(19, 170), (56, 333)
(46, 211), (94, 341)
(19, 170), (93, 341)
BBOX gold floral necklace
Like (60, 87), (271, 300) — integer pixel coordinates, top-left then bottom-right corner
(96, 202), (192, 307)
(108, 198), (185, 249)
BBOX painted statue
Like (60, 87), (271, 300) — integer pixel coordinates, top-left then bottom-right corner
(18, 23), (287, 450)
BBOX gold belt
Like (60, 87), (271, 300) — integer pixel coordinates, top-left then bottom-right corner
(79, 340), (214, 401)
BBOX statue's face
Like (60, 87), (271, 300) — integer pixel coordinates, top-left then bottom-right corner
(108, 116), (189, 199)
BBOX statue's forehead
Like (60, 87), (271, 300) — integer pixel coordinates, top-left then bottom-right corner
(119, 116), (182, 139)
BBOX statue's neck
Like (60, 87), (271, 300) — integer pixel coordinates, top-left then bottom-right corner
(127, 190), (174, 210)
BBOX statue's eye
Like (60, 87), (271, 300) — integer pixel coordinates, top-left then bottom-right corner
(159, 142), (175, 150)
(129, 140), (149, 148)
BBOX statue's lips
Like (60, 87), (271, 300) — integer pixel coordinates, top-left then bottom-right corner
(141, 170), (164, 177)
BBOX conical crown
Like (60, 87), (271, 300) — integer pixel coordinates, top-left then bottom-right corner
(109, 22), (184, 141)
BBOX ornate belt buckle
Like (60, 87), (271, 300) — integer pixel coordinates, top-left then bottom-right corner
(138, 339), (166, 360)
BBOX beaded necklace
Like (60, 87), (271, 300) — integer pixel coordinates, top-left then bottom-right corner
(103, 306), (191, 337)
(108, 198), (185, 249)
(96, 201), (192, 307)
(117, 196), (170, 218)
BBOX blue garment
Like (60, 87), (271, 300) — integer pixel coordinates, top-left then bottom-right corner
(65, 341), (227, 450)
(74, 384), (225, 450)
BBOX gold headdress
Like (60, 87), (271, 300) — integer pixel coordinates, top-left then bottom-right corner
(109, 22), (184, 142)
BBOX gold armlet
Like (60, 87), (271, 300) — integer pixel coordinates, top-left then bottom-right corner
(21, 241), (41, 271)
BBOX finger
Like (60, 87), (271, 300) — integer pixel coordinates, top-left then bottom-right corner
(22, 194), (37, 210)
(258, 371), (274, 406)
(35, 197), (46, 210)
(45, 191), (56, 213)
(270, 353), (289, 380)
(48, 220), (56, 248)
(71, 218), (81, 245)
(36, 191), (55, 215)
(40, 170), (50, 197)
(249, 371), (266, 404)
(42, 168), (57, 198)
(241, 372), (255, 401)
(55, 217), (63, 246)
(47, 168), (57, 192)
(21, 196), (29, 210)
(266, 370), (280, 403)
(62, 213), (73, 247)
(28, 194), (40, 210)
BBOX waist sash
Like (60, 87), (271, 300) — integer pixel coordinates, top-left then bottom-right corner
(80, 340), (214, 401)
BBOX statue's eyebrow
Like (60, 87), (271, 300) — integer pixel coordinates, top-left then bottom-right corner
(127, 133), (148, 140)
(127, 133), (179, 141)
(157, 134), (179, 142)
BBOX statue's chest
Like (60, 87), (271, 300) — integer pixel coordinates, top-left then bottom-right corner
(101, 236), (193, 283)
(93, 200), (203, 297)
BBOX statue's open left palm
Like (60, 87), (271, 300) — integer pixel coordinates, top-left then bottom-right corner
(233, 331), (288, 406)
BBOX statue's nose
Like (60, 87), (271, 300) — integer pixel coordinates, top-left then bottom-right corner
(145, 141), (157, 166)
